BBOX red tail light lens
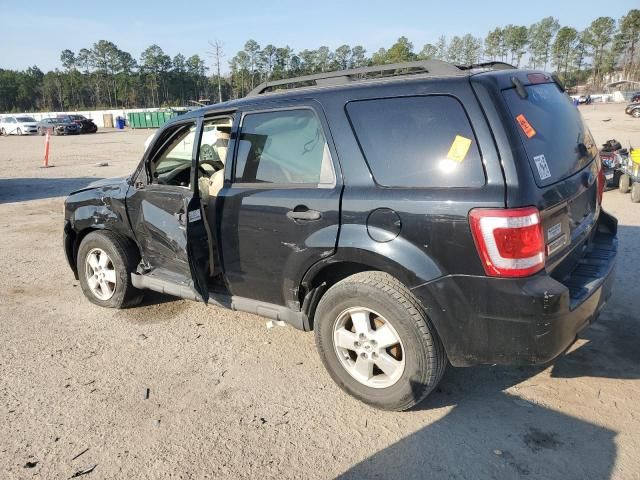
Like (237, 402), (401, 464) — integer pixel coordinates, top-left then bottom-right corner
(469, 207), (545, 277)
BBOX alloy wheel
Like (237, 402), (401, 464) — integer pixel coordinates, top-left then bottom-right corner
(84, 248), (117, 300)
(333, 307), (405, 388)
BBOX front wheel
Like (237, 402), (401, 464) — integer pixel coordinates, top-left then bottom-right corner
(77, 231), (144, 308)
(314, 271), (446, 411)
(632, 109), (640, 118)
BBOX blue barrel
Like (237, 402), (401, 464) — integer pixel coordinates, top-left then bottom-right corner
(116, 117), (125, 129)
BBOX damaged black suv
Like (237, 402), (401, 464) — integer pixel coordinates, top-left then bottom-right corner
(63, 61), (617, 411)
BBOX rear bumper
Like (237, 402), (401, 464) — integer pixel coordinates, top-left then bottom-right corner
(412, 211), (618, 367)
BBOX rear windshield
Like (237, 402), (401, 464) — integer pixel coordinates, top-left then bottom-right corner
(502, 82), (597, 187)
(16, 116), (35, 122)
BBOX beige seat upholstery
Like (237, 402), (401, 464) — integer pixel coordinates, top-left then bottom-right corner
(208, 131), (230, 197)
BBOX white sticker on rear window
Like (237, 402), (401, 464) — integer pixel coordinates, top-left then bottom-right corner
(533, 154), (551, 180)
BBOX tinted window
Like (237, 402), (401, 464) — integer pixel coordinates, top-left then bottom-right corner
(234, 109), (334, 185)
(346, 96), (485, 188)
(502, 82), (596, 187)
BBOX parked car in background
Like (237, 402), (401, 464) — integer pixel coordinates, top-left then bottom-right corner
(59, 114), (98, 134)
(625, 102), (640, 118)
(0, 115), (38, 135)
(37, 117), (80, 135)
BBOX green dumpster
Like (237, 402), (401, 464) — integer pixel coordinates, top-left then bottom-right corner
(127, 111), (179, 129)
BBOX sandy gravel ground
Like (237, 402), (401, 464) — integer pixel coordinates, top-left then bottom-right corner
(1, 103), (639, 480)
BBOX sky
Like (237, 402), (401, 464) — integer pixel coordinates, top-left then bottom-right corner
(0, 0), (637, 73)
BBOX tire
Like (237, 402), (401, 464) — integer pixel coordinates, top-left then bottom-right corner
(632, 109), (640, 118)
(314, 271), (446, 411)
(77, 231), (144, 308)
(619, 174), (631, 193)
(16, 128), (22, 136)
(0, 128), (5, 136)
(612, 170), (622, 188)
(631, 182), (640, 203)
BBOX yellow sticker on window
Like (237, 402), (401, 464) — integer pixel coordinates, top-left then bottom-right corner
(446, 135), (472, 163)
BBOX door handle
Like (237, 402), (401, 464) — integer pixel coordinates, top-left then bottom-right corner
(287, 207), (321, 221)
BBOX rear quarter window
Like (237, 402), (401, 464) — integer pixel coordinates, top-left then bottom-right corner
(345, 95), (485, 188)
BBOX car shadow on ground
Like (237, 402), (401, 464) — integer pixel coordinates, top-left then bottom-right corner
(0, 177), (103, 203)
(339, 360), (619, 479)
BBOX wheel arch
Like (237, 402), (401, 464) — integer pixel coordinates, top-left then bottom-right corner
(299, 246), (443, 330)
(68, 226), (140, 279)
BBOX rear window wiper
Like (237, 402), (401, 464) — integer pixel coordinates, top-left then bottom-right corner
(511, 77), (528, 99)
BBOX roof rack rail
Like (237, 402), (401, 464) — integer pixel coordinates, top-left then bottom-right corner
(247, 60), (465, 96)
(457, 61), (517, 71)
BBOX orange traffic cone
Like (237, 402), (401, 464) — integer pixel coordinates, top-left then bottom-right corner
(41, 130), (53, 168)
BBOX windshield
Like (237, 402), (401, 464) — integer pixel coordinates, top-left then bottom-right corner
(16, 116), (36, 122)
(502, 82), (597, 187)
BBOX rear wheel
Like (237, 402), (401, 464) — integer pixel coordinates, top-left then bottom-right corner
(632, 109), (640, 118)
(314, 271), (446, 411)
(631, 182), (640, 203)
(77, 231), (144, 308)
(619, 174), (631, 193)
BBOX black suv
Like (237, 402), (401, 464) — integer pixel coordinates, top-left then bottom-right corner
(63, 61), (617, 411)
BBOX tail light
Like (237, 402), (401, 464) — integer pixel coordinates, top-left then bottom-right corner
(469, 207), (545, 278)
(596, 167), (605, 205)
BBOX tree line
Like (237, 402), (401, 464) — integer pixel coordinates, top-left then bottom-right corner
(0, 9), (638, 113)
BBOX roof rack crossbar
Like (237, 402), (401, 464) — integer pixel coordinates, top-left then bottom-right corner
(247, 60), (464, 96)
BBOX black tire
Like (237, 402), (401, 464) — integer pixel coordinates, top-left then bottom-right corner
(632, 109), (640, 118)
(619, 174), (631, 193)
(611, 170), (622, 188)
(0, 128), (5, 136)
(631, 182), (640, 203)
(314, 271), (446, 411)
(77, 231), (144, 308)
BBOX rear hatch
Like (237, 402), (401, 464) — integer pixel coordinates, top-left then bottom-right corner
(500, 78), (604, 284)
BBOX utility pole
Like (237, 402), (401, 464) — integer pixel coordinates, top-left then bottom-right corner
(208, 40), (224, 103)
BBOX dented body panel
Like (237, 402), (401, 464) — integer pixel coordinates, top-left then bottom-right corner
(63, 177), (135, 277)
